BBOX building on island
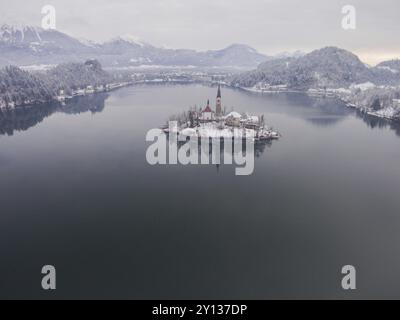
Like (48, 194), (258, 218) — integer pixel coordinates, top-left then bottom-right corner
(193, 86), (264, 130)
(225, 111), (242, 127)
(199, 85), (224, 122)
(162, 85), (280, 141)
(243, 115), (260, 130)
(199, 99), (214, 122)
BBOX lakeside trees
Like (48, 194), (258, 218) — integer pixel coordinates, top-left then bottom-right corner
(0, 66), (53, 107)
(0, 59), (112, 109)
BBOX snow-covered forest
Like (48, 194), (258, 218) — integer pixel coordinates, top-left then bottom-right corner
(0, 59), (112, 109)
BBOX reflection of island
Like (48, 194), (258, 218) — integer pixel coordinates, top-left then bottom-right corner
(0, 93), (108, 136)
(174, 136), (273, 160)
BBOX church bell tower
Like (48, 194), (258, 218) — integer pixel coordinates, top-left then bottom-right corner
(216, 84), (222, 116)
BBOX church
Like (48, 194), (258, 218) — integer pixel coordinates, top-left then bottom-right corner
(199, 85), (222, 122)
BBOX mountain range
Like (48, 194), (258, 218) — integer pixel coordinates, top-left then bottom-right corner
(2, 24), (399, 91)
(0, 24), (273, 69)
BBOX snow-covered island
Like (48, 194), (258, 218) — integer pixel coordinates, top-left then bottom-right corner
(162, 85), (280, 142)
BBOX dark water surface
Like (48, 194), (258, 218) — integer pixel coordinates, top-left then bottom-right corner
(1, 84), (400, 299)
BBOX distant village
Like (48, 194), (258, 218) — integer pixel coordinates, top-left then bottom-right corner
(243, 81), (400, 121)
(54, 69), (231, 105)
(55, 82), (129, 104)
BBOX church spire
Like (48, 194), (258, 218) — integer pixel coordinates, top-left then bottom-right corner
(216, 85), (222, 116)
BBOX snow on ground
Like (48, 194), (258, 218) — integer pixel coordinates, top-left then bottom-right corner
(370, 107), (399, 120)
(377, 66), (399, 74)
(20, 64), (56, 71)
(180, 123), (256, 139)
(350, 82), (376, 91)
(119, 34), (148, 47)
(106, 65), (197, 71)
(327, 87), (351, 94)
(225, 111), (242, 118)
(241, 87), (283, 93)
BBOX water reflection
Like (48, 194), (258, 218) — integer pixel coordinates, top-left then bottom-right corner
(0, 93), (108, 136)
(236, 89), (350, 127)
(1, 87), (400, 139)
(175, 137), (272, 160)
(244, 89), (400, 134)
(355, 109), (400, 137)
(286, 94), (350, 127)
(169, 136), (272, 175)
(0, 103), (55, 136)
(285, 93), (400, 134)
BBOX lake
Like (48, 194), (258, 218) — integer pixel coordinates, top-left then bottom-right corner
(1, 84), (400, 299)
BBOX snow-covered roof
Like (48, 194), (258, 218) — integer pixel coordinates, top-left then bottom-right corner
(351, 82), (376, 91)
(180, 123), (257, 139)
(247, 116), (259, 124)
(180, 128), (197, 136)
(225, 111), (242, 119)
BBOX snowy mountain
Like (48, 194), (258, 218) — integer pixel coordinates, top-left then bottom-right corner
(0, 24), (42, 44)
(368, 59), (400, 86)
(231, 47), (400, 89)
(87, 39), (269, 68)
(376, 59), (400, 72)
(0, 24), (269, 69)
(0, 24), (95, 66)
(0, 24), (92, 51)
(203, 44), (270, 67)
(100, 36), (152, 54)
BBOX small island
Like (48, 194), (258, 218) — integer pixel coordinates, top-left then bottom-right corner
(162, 85), (280, 142)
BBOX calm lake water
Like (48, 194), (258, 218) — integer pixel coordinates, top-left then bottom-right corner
(1, 84), (400, 299)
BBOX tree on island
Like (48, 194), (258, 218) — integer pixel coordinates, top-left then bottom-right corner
(371, 97), (381, 111)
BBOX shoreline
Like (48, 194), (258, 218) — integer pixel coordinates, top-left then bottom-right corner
(2, 81), (400, 124)
(0, 81), (133, 111)
(234, 85), (400, 123)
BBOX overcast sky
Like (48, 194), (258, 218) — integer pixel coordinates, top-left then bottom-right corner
(1, 0), (399, 65)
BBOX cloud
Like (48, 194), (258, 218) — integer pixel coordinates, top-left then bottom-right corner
(0, 0), (399, 64)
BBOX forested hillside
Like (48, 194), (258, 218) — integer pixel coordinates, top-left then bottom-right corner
(0, 60), (112, 108)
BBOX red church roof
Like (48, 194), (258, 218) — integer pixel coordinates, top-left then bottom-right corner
(202, 105), (213, 113)
(202, 99), (213, 113)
